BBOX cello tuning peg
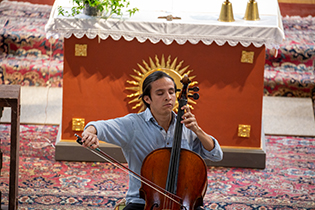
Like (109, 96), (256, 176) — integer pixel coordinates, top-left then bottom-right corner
(176, 89), (181, 92)
(188, 93), (199, 100)
(188, 86), (199, 92)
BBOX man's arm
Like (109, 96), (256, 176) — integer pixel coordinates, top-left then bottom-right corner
(181, 105), (215, 151)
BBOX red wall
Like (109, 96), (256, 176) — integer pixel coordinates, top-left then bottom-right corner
(62, 36), (265, 148)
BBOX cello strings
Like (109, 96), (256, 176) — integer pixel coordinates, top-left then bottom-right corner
(163, 100), (186, 209)
(84, 146), (183, 207)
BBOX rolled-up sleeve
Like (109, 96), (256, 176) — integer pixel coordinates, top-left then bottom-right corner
(193, 136), (223, 162)
(85, 116), (135, 148)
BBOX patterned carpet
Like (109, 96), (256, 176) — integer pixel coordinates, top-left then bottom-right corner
(0, 1), (314, 209)
(264, 16), (315, 104)
(0, 0), (63, 87)
(0, 124), (314, 209)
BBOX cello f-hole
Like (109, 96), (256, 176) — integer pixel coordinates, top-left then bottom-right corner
(150, 203), (159, 210)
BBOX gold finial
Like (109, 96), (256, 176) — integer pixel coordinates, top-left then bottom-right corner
(244, 0), (260, 21)
(218, 0), (235, 22)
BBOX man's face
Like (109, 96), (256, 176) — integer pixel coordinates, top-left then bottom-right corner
(144, 77), (176, 117)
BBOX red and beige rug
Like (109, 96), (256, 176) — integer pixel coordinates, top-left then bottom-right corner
(0, 0), (63, 87)
(0, 124), (314, 209)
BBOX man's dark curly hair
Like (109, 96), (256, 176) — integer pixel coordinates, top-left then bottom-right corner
(139, 71), (176, 109)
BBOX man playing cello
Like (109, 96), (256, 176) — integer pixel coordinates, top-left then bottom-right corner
(81, 71), (223, 210)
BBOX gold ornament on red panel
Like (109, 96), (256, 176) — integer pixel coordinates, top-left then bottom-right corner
(126, 55), (198, 113)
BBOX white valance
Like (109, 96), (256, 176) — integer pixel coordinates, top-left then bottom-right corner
(45, 0), (285, 49)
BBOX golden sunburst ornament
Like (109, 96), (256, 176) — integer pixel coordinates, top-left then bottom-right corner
(126, 55), (198, 112)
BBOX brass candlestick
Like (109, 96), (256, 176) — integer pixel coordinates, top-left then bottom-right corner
(244, 0), (260, 21)
(218, 0), (235, 22)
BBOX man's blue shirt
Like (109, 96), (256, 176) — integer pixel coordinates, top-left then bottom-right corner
(85, 108), (223, 204)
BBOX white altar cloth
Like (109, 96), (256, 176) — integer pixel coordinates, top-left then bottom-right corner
(45, 0), (285, 49)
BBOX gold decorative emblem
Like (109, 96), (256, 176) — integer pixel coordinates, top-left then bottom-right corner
(238, 124), (251, 138)
(241, 51), (254, 64)
(75, 44), (87, 57)
(72, 118), (85, 131)
(126, 55), (198, 112)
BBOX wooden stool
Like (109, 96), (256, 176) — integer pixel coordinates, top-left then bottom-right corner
(0, 85), (20, 210)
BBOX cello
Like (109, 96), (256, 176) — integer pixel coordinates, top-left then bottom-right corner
(139, 75), (208, 210)
(76, 74), (208, 210)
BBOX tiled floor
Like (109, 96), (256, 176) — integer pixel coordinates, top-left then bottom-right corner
(1, 86), (62, 125)
(263, 96), (315, 136)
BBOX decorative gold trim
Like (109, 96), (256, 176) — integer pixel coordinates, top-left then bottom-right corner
(125, 55), (198, 112)
(241, 51), (254, 63)
(72, 118), (85, 131)
(238, 124), (251, 138)
(75, 44), (87, 57)
(220, 145), (262, 150)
